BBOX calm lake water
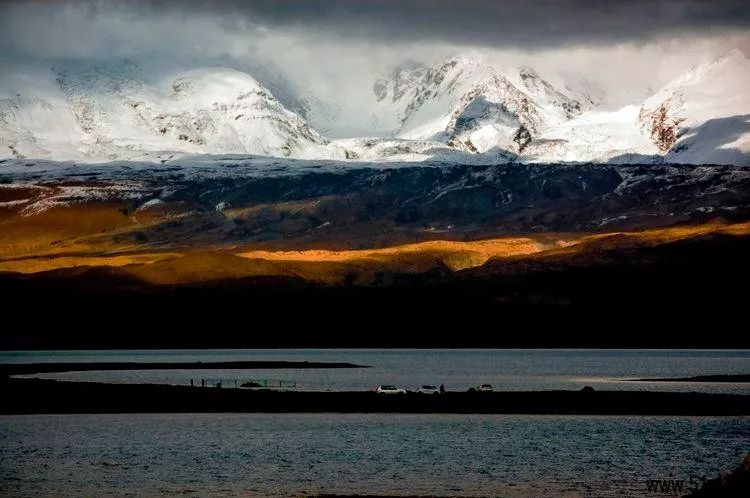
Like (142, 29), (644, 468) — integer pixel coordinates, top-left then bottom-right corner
(2, 350), (749, 496)
(2, 349), (749, 394)
(1, 413), (748, 497)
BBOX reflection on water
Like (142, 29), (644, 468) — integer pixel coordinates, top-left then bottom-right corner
(0, 413), (748, 497)
(2, 349), (749, 394)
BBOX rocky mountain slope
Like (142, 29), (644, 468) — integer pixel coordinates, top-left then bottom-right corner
(525, 50), (750, 164)
(637, 49), (750, 165)
(3, 158), (749, 246)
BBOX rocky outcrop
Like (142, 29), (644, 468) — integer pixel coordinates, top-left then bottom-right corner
(643, 101), (686, 153)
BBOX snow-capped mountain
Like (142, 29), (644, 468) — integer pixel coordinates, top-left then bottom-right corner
(1, 50), (748, 166)
(522, 105), (659, 164)
(0, 95), (87, 160)
(510, 66), (583, 120)
(562, 75), (607, 111)
(1, 60), (344, 161)
(373, 60), (428, 105)
(394, 55), (557, 154)
(367, 61), (428, 135)
(523, 50), (750, 165)
(637, 49), (750, 165)
(246, 62), (345, 137)
(333, 136), (516, 163)
(338, 55), (587, 158)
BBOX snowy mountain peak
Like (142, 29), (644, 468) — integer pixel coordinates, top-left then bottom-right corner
(1, 61), (343, 161)
(373, 60), (427, 103)
(637, 49), (750, 164)
(517, 65), (541, 80)
(1, 50), (749, 165)
(394, 54), (570, 154)
(663, 49), (748, 91)
(513, 65), (583, 120)
(168, 68), (269, 107)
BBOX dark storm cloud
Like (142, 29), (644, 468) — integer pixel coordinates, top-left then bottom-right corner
(1, 0), (749, 53)
(137, 0), (750, 46)
(0, 0), (747, 134)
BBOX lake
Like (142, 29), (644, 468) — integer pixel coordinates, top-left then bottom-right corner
(1, 413), (748, 497)
(2, 348), (749, 394)
(2, 349), (749, 496)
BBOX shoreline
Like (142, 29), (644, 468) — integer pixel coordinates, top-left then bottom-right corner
(4, 377), (750, 415)
(0, 360), (368, 377)
(631, 374), (750, 383)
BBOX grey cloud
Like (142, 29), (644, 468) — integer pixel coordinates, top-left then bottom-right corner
(127, 0), (750, 46)
(0, 0), (747, 124)
(1, 0), (749, 58)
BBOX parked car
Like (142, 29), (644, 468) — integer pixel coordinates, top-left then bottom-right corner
(468, 384), (494, 392)
(416, 385), (441, 394)
(375, 385), (406, 394)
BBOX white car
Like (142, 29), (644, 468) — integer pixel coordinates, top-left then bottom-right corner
(375, 385), (406, 394)
(416, 385), (441, 394)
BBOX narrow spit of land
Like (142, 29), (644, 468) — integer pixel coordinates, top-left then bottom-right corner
(0, 361), (368, 377)
(3, 377), (750, 416)
(631, 374), (750, 383)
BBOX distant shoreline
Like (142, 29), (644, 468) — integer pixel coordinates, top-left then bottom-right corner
(3, 377), (749, 415)
(0, 361), (368, 377)
(631, 374), (750, 383)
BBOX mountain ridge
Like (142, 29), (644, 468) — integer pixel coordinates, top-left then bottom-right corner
(1, 51), (748, 165)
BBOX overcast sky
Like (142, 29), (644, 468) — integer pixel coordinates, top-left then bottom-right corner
(1, 0), (749, 120)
